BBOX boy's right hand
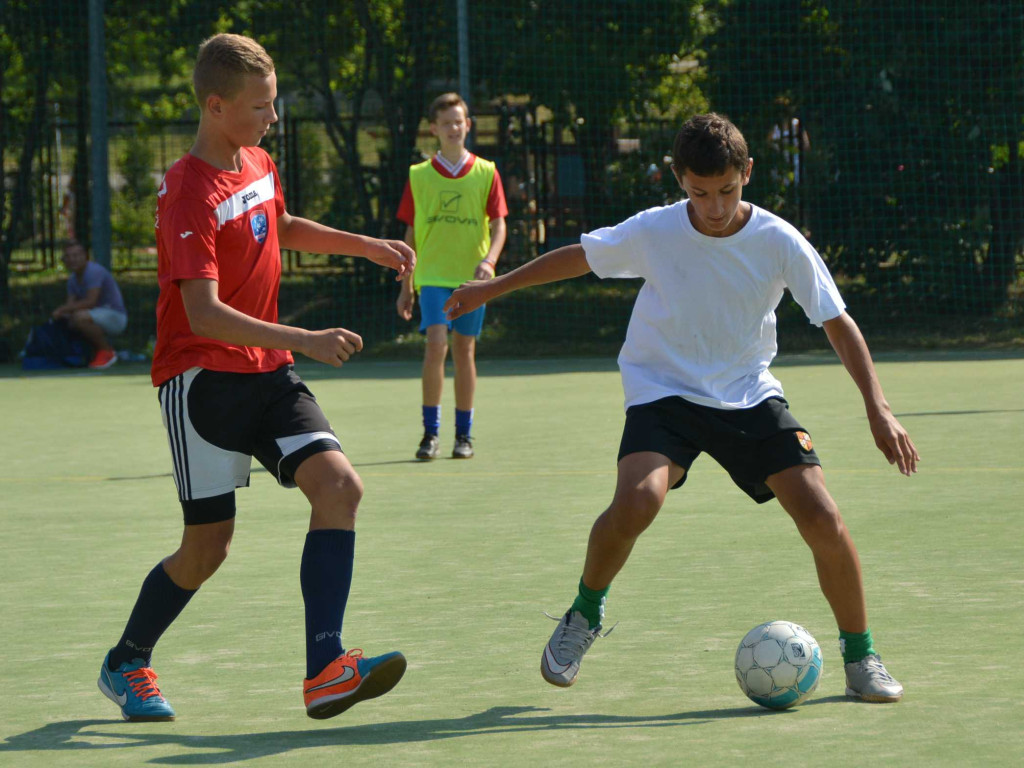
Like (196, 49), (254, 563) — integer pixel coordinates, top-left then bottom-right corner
(302, 328), (364, 367)
(396, 288), (414, 321)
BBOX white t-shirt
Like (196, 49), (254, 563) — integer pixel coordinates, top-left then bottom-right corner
(582, 200), (845, 410)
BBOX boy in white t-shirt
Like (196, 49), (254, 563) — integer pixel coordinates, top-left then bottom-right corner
(445, 113), (919, 703)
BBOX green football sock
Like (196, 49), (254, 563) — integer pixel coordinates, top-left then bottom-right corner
(570, 579), (609, 630)
(839, 628), (876, 664)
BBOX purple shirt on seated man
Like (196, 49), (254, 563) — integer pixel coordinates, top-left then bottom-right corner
(52, 242), (128, 369)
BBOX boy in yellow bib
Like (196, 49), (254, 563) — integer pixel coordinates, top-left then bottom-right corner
(397, 93), (508, 459)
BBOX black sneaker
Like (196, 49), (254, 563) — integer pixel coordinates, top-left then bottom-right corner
(452, 434), (474, 459)
(416, 433), (440, 460)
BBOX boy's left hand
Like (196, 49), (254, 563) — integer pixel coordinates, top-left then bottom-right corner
(366, 239), (416, 280)
(473, 261), (496, 280)
(868, 411), (920, 476)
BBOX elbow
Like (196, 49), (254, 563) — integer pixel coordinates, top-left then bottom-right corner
(183, 305), (215, 338)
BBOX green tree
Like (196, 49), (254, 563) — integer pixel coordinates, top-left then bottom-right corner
(111, 133), (158, 264)
(0, 0), (87, 304)
(707, 0), (1024, 316)
(473, 0), (711, 230)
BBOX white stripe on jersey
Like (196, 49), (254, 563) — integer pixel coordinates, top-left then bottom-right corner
(213, 172), (276, 229)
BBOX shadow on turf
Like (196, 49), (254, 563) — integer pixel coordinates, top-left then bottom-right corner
(0, 701), (855, 763)
(893, 408), (1024, 418)
(102, 459), (425, 483)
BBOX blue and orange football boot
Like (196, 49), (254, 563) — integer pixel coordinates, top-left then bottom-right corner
(303, 648), (407, 719)
(98, 652), (176, 721)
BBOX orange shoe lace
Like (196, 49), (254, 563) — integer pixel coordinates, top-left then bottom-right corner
(124, 667), (164, 701)
(341, 648), (364, 660)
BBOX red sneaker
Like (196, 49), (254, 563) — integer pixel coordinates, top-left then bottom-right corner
(89, 349), (118, 369)
(303, 649), (407, 720)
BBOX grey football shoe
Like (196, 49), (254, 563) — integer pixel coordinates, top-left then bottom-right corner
(416, 433), (440, 460)
(845, 654), (904, 702)
(452, 434), (474, 459)
(541, 610), (612, 687)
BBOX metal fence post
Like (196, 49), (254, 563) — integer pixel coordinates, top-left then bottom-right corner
(88, 0), (111, 268)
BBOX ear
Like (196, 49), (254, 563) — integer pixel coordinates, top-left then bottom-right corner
(465, 116), (473, 132)
(428, 121), (440, 138)
(206, 93), (225, 119)
(669, 163), (685, 189)
(742, 157), (754, 185)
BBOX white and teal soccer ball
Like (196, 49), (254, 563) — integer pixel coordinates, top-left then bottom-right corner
(734, 620), (823, 709)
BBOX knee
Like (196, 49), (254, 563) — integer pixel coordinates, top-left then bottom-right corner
(452, 336), (476, 362)
(794, 503), (847, 548)
(198, 539), (231, 577)
(68, 309), (90, 329)
(606, 485), (665, 538)
(171, 534), (231, 586)
(424, 345), (448, 368)
(308, 469), (363, 527)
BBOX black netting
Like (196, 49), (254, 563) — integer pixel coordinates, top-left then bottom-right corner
(2, 1), (1022, 360)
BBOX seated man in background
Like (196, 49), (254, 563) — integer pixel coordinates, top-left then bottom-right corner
(52, 241), (128, 369)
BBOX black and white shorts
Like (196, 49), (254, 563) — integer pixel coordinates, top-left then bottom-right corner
(618, 395), (821, 504)
(158, 365), (342, 525)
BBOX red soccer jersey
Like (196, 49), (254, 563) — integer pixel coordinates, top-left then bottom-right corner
(151, 147), (292, 386)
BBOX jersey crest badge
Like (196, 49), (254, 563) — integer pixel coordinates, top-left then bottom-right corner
(249, 209), (268, 243)
(795, 431), (813, 452)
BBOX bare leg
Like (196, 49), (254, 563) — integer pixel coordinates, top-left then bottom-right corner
(69, 308), (112, 351)
(162, 518), (234, 590)
(450, 331), (477, 413)
(766, 464), (867, 633)
(581, 452), (686, 589)
(294, 450), (363, 531)
(421, 324), (448, 408)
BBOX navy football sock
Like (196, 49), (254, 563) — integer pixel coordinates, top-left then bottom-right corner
(455, 408), (474, 437)
(301, 529), (355, 679)
(108, 563), (197, 670)
(422, 405), (441, 437)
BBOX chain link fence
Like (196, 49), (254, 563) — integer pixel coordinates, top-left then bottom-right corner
(2, 0), (1022, 361)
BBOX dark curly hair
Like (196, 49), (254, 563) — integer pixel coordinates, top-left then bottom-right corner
(672, 113), (749, 177)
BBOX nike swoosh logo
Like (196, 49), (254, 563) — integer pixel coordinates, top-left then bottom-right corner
(306, 666), (357, 693)
(102, 669), (131, 706)
(544, 645), (571, 675)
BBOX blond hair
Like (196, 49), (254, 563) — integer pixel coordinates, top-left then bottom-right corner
(193, 34), (275, 105)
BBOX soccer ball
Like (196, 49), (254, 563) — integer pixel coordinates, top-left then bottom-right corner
(734, 621), (823, 709)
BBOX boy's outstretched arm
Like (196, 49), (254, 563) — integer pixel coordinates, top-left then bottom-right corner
(445, 243), (591, 320)
(278, 212), (416, 280)
(823, 312), (920, 475)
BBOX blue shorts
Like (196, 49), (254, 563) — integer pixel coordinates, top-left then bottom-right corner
(418, 285), (486, 337)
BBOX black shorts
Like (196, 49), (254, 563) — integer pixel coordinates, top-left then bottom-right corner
(158, 365), (342, 525)
(617, 395), (820, 504)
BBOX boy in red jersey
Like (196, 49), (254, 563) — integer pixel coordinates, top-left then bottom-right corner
(97, 34), (414, 722)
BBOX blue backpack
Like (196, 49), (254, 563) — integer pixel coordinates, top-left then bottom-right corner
(21, 320), (90, 369)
